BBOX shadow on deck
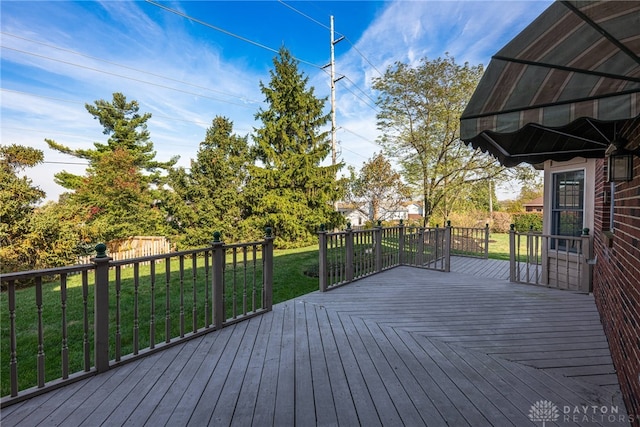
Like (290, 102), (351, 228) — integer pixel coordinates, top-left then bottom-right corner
(2, 259), (628, 426)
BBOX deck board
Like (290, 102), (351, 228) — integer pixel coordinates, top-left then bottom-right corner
(1, 259), (629, 426)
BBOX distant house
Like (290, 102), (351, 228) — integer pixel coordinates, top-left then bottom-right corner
(375, 203), (408, 222)
(336, 202), (368, 227)
(336, 200), (424, 226)
(404, 201), (424, 222)
(523, 196), (543, 213)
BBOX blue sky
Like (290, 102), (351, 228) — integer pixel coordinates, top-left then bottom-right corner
(1, 0), (551, 201)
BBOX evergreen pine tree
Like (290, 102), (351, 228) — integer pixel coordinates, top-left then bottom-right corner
(167, 116), (252, 247)
(247, 47), (343, 247)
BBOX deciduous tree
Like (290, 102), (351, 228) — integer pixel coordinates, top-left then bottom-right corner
(345, 153), (411, 222)
(0, 144), (45, 272)
(374, 55), (506, 225)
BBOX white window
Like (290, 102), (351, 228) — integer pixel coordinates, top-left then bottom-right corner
(551, 170), (584, 250)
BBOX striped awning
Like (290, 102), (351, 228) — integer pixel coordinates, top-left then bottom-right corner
(460, 0), (640, 166)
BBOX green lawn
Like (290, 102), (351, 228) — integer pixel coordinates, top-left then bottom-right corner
(487, 232), (532, 261)
(488, 232), (511, 260)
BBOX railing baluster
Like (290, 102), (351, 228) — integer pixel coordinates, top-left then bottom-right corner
(192, 253), (197, 333)
(35, 276), (45, 388)
(534, 235), (540, 284)
(564, 239), (570, 289)
(60, 274), (69, 380)
(232, 247), (238, 319)
(149, 260), (156, 349)
(82, 271), (90, 371)
(133, 263), (139, 355)
(165, 259), (171, 343)
(252, 246), (257, 312)
(9, 280), (18, 397)
(115, 266), (121, 361)
(179, 255), (185, 338)
(243, 246), (248, 316)
(204, 251), (211, 328)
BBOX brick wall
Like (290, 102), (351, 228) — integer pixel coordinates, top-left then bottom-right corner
(593, 121), (640, 422)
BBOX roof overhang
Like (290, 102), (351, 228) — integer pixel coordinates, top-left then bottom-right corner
(460, 1), (640, 166)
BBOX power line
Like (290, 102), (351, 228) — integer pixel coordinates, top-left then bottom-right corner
(1, 89), (222, 129)
(1, 31), (263, 106)
(337, 75), (379, 112)
(278, 0), (336, 34)
(340, 127), (380, 148)
(273, 2), (380, 116)
(43, 161), (89, 166)
(0, 45), (255, 108)
(342, 36), (384, 78)
(145, 0), (325, 71)
(277, 0), (384, 78)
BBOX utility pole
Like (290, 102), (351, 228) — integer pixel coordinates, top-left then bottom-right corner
(324, 16), (344, 213)
(327, 15), (344, 166)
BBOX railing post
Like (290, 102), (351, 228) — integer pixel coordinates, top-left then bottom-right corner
(484, 223), (490, 259)
(417, 228), (425, 266)
(375, 220), (383, 272)
(263, 227), (274, 310)
(398, 220), (405, 265)
(92, 243), (111, 373)
(318, 224), (328, 292)
(212, 231), (225, 329)
(444, 221), (451, 272)
(345, 223), (354, 282)
(581, 228), (593, 293)
(509, 224), (516, 282)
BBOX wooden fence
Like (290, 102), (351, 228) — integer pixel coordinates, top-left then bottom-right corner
(77, 236), (173, 264)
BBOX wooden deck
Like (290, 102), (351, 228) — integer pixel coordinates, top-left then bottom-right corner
(2, 259), (627, 426)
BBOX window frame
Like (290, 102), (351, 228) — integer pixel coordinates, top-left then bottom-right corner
(550, 169), (585, 251)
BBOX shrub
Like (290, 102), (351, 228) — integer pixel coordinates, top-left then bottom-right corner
(490, 212), (512, 233)
(512, 212), (543, 232)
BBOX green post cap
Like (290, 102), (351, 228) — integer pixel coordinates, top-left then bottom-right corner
(510, 224), (515, 231)
(213, 231), (221, 243)
(95, 243), (107, 258)
(582, 228), (590, 236)
(265, 227), (273, 237)
(346, 222), (351, 230)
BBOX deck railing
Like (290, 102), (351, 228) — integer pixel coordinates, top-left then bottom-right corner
(508, 226), (593, 292)
(318, 222), (451, 291)
(0, 230), (274, 407)
(450, 224), (490, 259)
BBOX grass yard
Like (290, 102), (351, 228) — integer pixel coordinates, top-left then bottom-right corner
(488, 232), (511, 260)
